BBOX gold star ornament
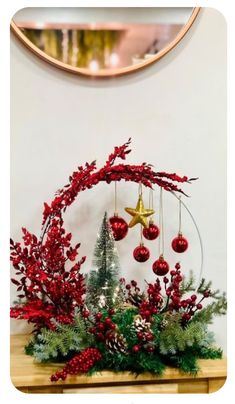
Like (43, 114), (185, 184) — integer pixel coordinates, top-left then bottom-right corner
(125, 194), (155, 228)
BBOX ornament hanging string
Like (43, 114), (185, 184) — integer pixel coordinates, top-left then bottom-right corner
(139, 182), (144, 244)
(114, 181), (118, 215)
(179, 196), (182, 234)
(149, 188), (154, 221)
(159, 187), (164, 256)
(140, 224), (143, 244)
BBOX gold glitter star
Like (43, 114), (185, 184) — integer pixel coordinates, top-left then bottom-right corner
(125, 194), (155, 228)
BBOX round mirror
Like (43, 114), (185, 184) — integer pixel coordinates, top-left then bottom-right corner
(11, 7), (200, 77)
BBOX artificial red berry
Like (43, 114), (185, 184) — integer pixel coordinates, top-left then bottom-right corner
(97, 333), (105, 341)
(131, 280), (137, 287)
(95, 312), (102, 321)
(97, 323), (105, 331)
(191, 294), (197, 301)
(197, 303), (203, 309)
(126, 284), (131, 290)
(146, 346), (155, 353)
(144, 310), (151, 317)
(137, 331), (144, 339)
(104, 317), (113, 326)
(170, 270), (176, 276)
(186, 298), (192, 304)
(145, 333), (154, 341)
(147, 286), (154, 294)
(203, 291), (210, 298)
(82, 310), (90, 318)
(132, 345), (141, 353)
(182, 313), (191, 321)
(108, 308), (115, 315)
(175, 263), (181, 270)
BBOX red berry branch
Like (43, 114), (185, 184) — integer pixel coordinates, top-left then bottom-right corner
(50, 347), (102, 382)
(121, 262), (210, 325)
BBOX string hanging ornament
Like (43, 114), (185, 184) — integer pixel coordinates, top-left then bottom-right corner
(152, 187), (169, 276)
(133, 224), (150, 263)
(143, 188), (160, 241)
(109, 181), (128, 241)
(171, 196), (189, 253)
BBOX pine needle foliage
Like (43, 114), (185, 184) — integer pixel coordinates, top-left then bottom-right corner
(86, 212), (123, 309)
(180, 270), (195, 294)
(25, 314), (94, 362)
(158, 314), (206, 355)
(192, 293), (227, 324)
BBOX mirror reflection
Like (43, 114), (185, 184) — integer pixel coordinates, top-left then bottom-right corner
(12, 8), (197, 75)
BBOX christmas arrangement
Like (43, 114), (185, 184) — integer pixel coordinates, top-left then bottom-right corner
(10, 139), (226, 382)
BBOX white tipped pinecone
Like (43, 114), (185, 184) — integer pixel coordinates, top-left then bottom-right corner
(105, 331), (127, 354)
(132, 315), (151, 333)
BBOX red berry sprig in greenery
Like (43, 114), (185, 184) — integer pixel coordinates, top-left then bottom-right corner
(50, 347), (102, 382)
(88, 311), (117, 342)
(121, 263), (211, 325)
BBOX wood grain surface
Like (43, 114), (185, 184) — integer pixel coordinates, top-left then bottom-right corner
(10, 334), (227, 394)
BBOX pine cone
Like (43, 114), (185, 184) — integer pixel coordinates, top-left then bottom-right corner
(132, 315), (151, 333)
(127, 291), (144, 307)
(159, 319), (169, 330)
(105, 331), (127, 354)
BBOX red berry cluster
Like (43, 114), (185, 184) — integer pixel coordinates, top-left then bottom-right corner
(89, 310), (116, 341)
(163, 263), (210, 322)
(133, 330), (155, 354)
(180, 291), (210, 322)
(125, 280), (143, 307)
(132, 343), (155, 354)
(132, 278), (164, 320)
(50, 347), (102, 382)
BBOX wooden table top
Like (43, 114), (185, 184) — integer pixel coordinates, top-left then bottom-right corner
(11, 334), (227, 388)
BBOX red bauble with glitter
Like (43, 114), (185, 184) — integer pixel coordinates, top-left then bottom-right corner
(143, 221), (160, 241)
(133, 244), (150, 263)
(109, 215), (128, 241)
(171, 233), (188, 253)
(152, 255), (169, 276)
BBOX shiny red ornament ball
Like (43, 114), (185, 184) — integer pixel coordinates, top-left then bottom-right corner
(171, 233), (188, 253)
(152, 255), (169, 276)
(143, 222), (160, 241)
(133, 244), (150, 263)
(109, 215), (128, 241)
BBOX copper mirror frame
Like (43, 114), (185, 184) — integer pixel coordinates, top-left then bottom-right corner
(10, 8), (200, 78)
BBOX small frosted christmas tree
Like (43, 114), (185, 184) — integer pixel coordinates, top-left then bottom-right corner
(86, 212), (123, 309)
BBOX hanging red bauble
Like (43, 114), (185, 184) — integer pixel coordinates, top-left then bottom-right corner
(133, 244), (150, 263)
(143, 220), (160, 241)
(109, 215), (128, 241)
(171, 233), (188, 253)
(152, 255), (169, 276)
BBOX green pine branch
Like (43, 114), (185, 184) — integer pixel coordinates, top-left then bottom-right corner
(192, 292), (227, 324)
(25, 315), (94, 362)
(180, 270), (196, 295)
(158, 314), (207, 355)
